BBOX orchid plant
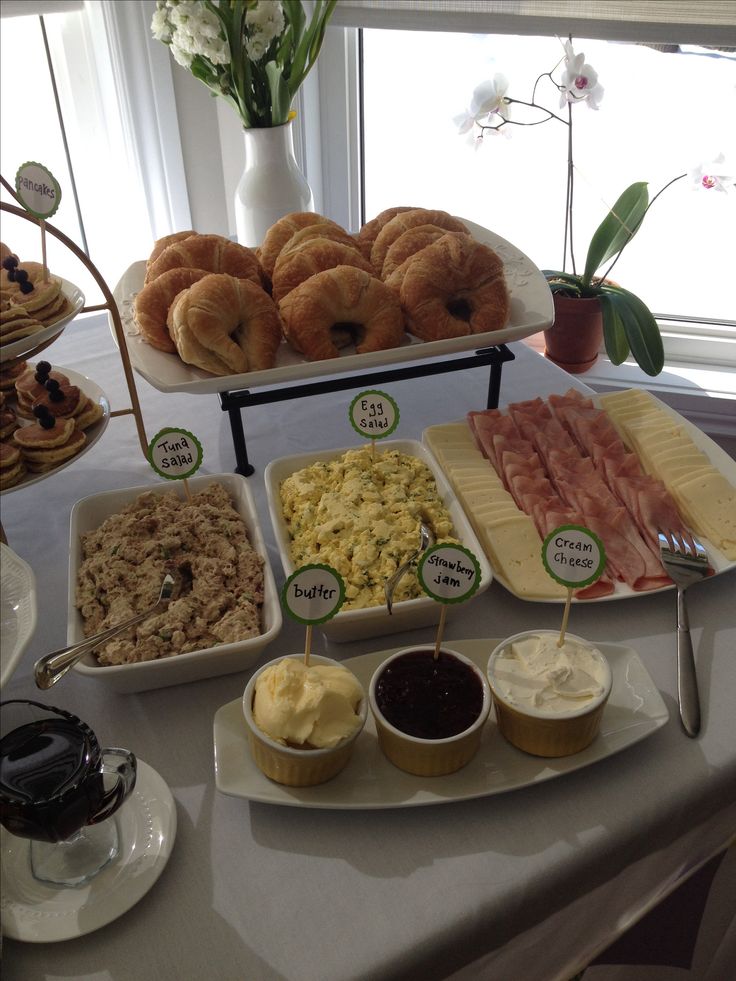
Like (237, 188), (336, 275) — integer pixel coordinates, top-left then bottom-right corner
(151, 0), (336, 128)
(457, 40), (733, 376)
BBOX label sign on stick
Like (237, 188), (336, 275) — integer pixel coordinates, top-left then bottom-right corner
(15, 162), (61, 220)
(349, 390), (399, 440)
(282, 565), (345, 625)
(542, 524), (606, 590)
(148, 427), (203, 480)
(417, 543), (481, 604)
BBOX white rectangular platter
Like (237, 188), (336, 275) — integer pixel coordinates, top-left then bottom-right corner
(213, 638), (668, 810)
(264, 438), (492, 642)
(111, 219), (553, 395)
(424, 392), (736, 603)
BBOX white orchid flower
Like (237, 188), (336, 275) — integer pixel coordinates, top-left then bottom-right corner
(456, 74), (510, 135)
(246, 1), (285, 39)
(170, 42), (194, 68)
(150, 9), (172, 43)
(559, 40), (604, 109)
(688, 153), (734, 192)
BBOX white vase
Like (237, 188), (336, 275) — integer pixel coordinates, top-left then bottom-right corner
(234, 119), (314, 247)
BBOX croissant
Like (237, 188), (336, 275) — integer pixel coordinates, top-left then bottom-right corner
(272, 239), (374, 303)
(146, 234), (265, 287)
(356, 206), (417, 261)
(370, 209), (469, 274)
(167, 274), (283, 376)
(398, 233), (509, 341)
(134, 267), (211, 352)
(381, 223), (469, 280)
(278, 223), (363, 261)
(278, 265), (406, 362)
(259, 212), (350, 279)
(147, 230), (196, 270)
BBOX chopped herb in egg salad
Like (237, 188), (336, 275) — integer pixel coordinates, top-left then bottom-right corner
(279, 447), (457, 609)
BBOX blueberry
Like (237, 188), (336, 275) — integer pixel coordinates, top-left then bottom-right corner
(49, 388), (64, 403)
(15, 269), (29, 283)
(19, 281), (34, 295)
(45, 378), (60, 392)
(2, 255), (18, 270)
(33, 405), (51, 419)
(39, 414), (56, 430)
(36, 361), (51, 375)
(7, 268), (16, 282)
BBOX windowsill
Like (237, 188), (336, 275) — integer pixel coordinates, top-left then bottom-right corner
(523, 334), (736, 438)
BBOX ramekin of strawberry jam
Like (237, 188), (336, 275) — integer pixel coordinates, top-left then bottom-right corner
(369, 647), (490, 776)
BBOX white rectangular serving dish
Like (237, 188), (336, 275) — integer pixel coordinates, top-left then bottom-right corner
(424, 392), (736, 604)
(67, 473), (282, 693)
(264, 439), (493, 642)
(111, 219), (553, 395)
(213, 638), (668, 809)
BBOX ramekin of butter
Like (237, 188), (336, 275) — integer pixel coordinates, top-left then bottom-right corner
(242, 654), (367, 786)
(487, 630), (612, 757)
(369, 646), (491, 776)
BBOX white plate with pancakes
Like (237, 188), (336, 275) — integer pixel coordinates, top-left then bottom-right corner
(1, 365), (110, 495)
(111, 220), (554, 395)
(0, 277), (85, 364)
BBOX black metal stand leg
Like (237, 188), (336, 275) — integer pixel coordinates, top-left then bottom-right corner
(225, 402), (254, 476)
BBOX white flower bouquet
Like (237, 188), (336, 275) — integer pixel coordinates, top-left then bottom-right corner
(152, 0), (336, 128)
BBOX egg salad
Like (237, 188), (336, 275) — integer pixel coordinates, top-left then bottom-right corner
(280, 447), (457, 609)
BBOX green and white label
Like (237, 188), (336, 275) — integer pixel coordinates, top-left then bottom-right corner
(349, 390), (399, 440)
(282, 565), (345, 625)
(15, 161), (61, 220)
(148, 427), (203, 480)
(417, 543), (481, 604)
(542, 524), (606, 588)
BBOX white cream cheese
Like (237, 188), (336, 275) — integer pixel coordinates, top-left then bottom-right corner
(491, 634), (607, 714)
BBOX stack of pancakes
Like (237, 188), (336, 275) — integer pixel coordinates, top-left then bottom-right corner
(0, 361), (103, 489)
(1, 247), (73, 349)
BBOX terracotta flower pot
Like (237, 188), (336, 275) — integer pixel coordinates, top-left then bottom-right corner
(544, 293), (604, 374)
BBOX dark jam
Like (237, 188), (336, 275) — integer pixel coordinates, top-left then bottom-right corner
(0, 718), (102, 842)
(375, 650), (483, 739)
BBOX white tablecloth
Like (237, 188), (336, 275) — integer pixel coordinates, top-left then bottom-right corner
(1, 315), (735, 981)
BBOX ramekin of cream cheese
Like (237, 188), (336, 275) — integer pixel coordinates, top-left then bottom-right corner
(487, 631), (612, 757)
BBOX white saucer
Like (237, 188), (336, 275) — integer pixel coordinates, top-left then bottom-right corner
(0, 759), (176, 943)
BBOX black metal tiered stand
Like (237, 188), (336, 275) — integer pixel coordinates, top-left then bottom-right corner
(219, 344), (516, 476)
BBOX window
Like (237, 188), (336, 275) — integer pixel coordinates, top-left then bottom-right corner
(0, 2), (188, 303)
(361, 31), (736, 325)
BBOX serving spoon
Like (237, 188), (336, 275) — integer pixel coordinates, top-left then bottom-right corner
(384, 523), (435, 615)
(34, 574), (176, 690)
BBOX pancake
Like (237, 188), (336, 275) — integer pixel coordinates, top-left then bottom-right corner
(0, 405), (18, 439)
(32, 383), (85, 419)
(13, 415), (76, 449)
(21, 428), (86, 471)
(0, 440), (25, 488)
(73, 397), (103, 430)
(0, 359), (27, 392)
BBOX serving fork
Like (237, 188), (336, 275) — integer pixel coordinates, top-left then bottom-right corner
(658, 530), (710, 738)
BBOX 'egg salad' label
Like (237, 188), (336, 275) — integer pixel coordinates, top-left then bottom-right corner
(349, 390), (399, 440)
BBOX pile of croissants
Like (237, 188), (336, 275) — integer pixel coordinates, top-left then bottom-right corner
(133, 207), (510, 377)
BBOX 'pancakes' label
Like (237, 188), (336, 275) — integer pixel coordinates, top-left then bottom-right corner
(15, 162), (61, 220)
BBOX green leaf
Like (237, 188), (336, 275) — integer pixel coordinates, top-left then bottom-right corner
(598, 292), (630, 365)
(582, 182), (649, 287)
(604, 285), (664, 376)
(265, 62), (291, 125)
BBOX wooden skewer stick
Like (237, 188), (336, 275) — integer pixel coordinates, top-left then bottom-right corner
(433, 606), (448, 660)
(304, 624), (313, 666)
(557, 587), (573, 647)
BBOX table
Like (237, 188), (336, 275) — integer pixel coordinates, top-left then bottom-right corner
(1, 314), (734, 981)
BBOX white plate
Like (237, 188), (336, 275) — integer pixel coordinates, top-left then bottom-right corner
(0, 544), (37, 688)
(264, 439), (492, 642)
(0, 760), (176, 943)
(424, 392), (736, 603)
(0, 278), (85, 363)
(110, 220), (553, 395)
(1, 365), (110, 496)
(67, 473), (283, 693)
(213, 638), (668, 809)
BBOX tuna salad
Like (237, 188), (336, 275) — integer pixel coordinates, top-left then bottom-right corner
(76, 482), (264, 664)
